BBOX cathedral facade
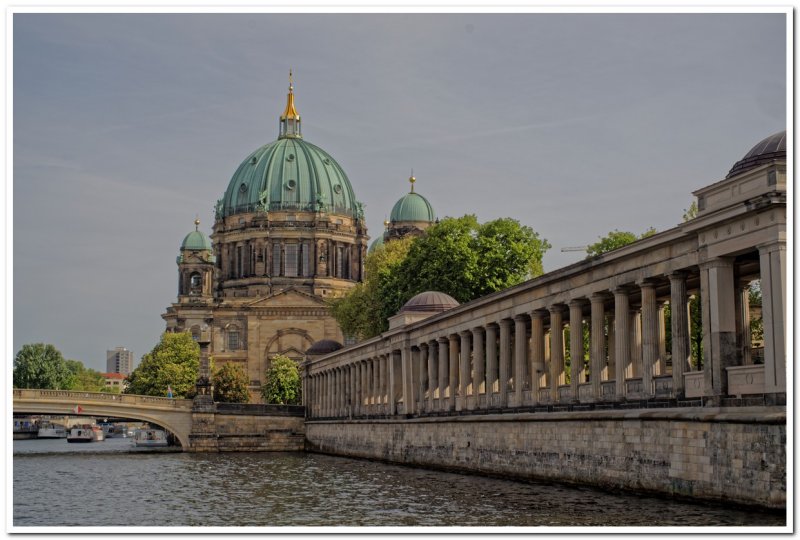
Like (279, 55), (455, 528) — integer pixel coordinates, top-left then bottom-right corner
(162, 75), (370, 401)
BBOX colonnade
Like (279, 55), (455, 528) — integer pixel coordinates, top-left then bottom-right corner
(306, 242), (785, 419)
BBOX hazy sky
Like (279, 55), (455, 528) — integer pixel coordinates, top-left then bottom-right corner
(12, 12), (787, 372)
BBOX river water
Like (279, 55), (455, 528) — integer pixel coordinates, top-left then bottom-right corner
(13, 437), (785, 529)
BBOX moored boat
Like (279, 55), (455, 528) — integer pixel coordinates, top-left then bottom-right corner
(67, 424), (105, 443)
(132, 428), (169, 447)
(37, 422), (67, 439)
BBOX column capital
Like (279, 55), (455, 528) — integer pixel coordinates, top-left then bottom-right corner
(448, 333), (460, 343)
(498, 318), (513, 328)
(699, 256), (735, 270)
(757, 239), (786, 254)
(667, 270), (689, 281)
(438, 336), (449, 344)
(568, 298), (587, 308)
(530, 308), (548, 319)
(636, 278), (658, 289)
(548, 304), (567, 315)
(611, 285), (632, 296)
(471, 325), (485, 335)
(459, 329), (472, 338)
(513, 313), (528, 322)
(418, 342), (429, 351)
(590, 292), (609, 304)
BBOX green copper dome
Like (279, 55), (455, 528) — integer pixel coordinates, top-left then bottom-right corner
(389, 174), (435, 223)
(219, 138), (359, 218)
(216, 78), (361, 220)
(390, 192), (435, 223)
(368, 234), (385, 253)
(181, 230), (212, 251)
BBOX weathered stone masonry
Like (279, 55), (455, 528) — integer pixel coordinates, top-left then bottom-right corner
(306, 408), (785, 508)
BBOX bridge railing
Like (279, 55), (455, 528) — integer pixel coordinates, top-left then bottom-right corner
(12, 389), (194, 410)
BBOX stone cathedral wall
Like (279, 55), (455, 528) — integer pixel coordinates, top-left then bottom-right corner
(305, 407), (786, 509)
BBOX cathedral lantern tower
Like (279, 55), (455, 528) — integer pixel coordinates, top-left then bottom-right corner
(176, 218), (216, 302)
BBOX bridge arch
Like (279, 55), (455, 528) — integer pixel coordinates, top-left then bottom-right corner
(13, 390), (194, 449)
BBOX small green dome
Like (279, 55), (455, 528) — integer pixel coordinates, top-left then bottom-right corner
(368, 235), (385, 253)
(219, 138), (359, 219)
(390, 192), (435, 223)
(181, 230), (212, 251)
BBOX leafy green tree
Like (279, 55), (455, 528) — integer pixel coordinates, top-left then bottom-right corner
(386, 215), (550, 318)
(586, 227), (656, 257)
(65, 359), (106, 392)
(213, 362), (251, 403)
(13, 343), (74, 389)
(332, 216), (549, 339)
(125, 332), (199, 398)
(261, 355), (301, 405)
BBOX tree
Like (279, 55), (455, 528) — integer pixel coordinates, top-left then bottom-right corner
(585, 227), (655, 257)
(261, 355), (301, 405)
(213, 362), (251, 403)
(125, 332), (199, 398)
(386, 215), (550, 319)
(13, 343), (74, 389)
(65, 359), (106, 392)
(332, 216), (550, 339)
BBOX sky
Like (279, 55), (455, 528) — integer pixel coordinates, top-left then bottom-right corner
(11, 12), (787, 372)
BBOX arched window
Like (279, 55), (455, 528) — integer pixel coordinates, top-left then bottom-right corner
(189, 272), (202, 294)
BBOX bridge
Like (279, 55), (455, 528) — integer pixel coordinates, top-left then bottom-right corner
(13, 389), (195, 447)
(12, 389), (305, 452)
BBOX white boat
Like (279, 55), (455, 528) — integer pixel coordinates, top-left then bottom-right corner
(67, 424), (105, 443)
(99, 423), (117, 438)
(37, 422), (67, 439)
(133, 428), (169, 447)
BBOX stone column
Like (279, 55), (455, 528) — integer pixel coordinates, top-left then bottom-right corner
(569, 300), (584, 401)
(485, 324), (498, 408)
(352, 364), (359, 416)
(590, 294), (606, 400)
(549, 306), (565, 402)
(385, 352), (395, 415)
(459, 331), (471, 412)
(607, 314), (615, 381)
(348, 366), (354, 418)
(630, 310), (641, 378)
(734, 283), (751, 366)
(401, 345), (415, 415)
(374, 357), (381, 411)
(418, 345), (428, 413)
(759, 241), (786, 396)
(498, 319), (512, 407)
(438, 337), (449, 410)
(427, 340), (437, 411)
(363, 360), (370, 415)
(657, 302), (668, 375)
(471, 327), (485, 409)
(699, 257), (736, 400)
(448, 334), (459, 412)
(514, 315), (528, 407)
(613, 288), (631, 399)
(334, 369), (340, 417)
(381, 355), (389, 414)
(669, 271), (690, 397)
(640, 280), (658, 399)
(530, 310), (546, 404)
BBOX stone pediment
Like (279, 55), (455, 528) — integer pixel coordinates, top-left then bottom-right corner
(244, 288), (327, 309)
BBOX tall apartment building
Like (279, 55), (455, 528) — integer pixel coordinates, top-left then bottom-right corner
(106, 347), (134, 375)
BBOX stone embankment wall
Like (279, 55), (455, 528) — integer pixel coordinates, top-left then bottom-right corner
(305, 407), (785, 508)
(189, 404), (305, 452)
